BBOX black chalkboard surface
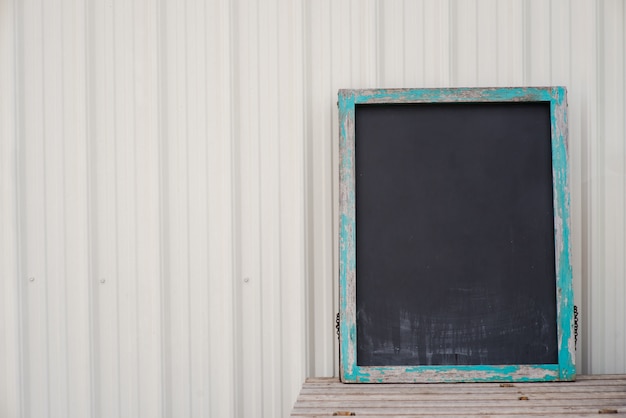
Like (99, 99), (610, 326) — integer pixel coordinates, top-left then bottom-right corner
(338, 88), (574, 383)
(355, 102), (557, 366)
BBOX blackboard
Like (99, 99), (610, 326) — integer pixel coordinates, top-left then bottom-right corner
(338, 88), (574, 383)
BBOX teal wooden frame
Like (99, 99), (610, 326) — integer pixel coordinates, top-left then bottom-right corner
(338, 87), (574, 383)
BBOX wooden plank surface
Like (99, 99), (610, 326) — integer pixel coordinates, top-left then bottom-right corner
(291, 375), (626, 417)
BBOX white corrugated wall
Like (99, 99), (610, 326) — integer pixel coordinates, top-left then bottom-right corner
(0, 0), (624, 417)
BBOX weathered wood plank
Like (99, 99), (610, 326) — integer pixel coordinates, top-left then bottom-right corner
(577, 374), (626, 381)
(297, 392), (626, 401)
(294, 415), (622, 418)
(295, 399), (623, 408)
(305, 375), (626, 384)
(295, 413), (624, 418)
(302, 381), (626, 389)
(300, 385), (626, 395)
(291, 375), (626, 417)
(292, 406), (626, 416)
(301, 385), (626, 395)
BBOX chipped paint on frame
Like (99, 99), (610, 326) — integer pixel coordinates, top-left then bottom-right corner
(338, 87), (575, 383)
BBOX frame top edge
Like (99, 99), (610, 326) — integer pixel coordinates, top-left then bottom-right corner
(338, 87), (567, 103)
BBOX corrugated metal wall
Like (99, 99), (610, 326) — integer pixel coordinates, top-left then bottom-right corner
(0, 0), (624, 417)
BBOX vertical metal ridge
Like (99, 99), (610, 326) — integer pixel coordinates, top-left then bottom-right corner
(156, 54), (165, 418)
(131, 114), (141, 418)
(131, 0), (141, 407)
(187, 0), (209, 413)
(225, 0), (238, 411)
(13, 0), (24, 412)
(277, 2), (290, 413)
(116, 0), (128, 406)
(201, 0), (212, 410)
(40, 0), (53, 411)
(183, 1), (193, 413)
(157, 0), (175, 413)
(303, 0), (323, 379)
(606, 0), (626, 371)
(15, 0), (26, 412)
(227, 0), (238, 413)
(110, 0), (122, 408)
(227, 0), (243, 415)
(155, 0), (168, 413)
(81, 0), (96, 410)
(13, 0), (24, 414)
(258, 0), (281, 414)
(579, 8), (590, 370)
(331, 0), (339, 375)
(616, 0), (626, 365)
(280, 0), (307, 407)
(594, 1), (607, 373)
(15, 0), (26, 407)
(594, 0), (607, 374)
(84, 0), (100, 414)
(60, 0), (71, 408)
(254, 0), (264, 408)
(621, 0), (626, 372)
(521, 0), (527, 85)
(581, 3), (601, 373)
(20, 0), (50, 414)
(0, 0), (22, 415)
(447, 0), (460, 87)
(448, 0), (456, 86)
(235, 0), (265, 414)
(301, 0), (313, 379)
(203, 0), (237, 415)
